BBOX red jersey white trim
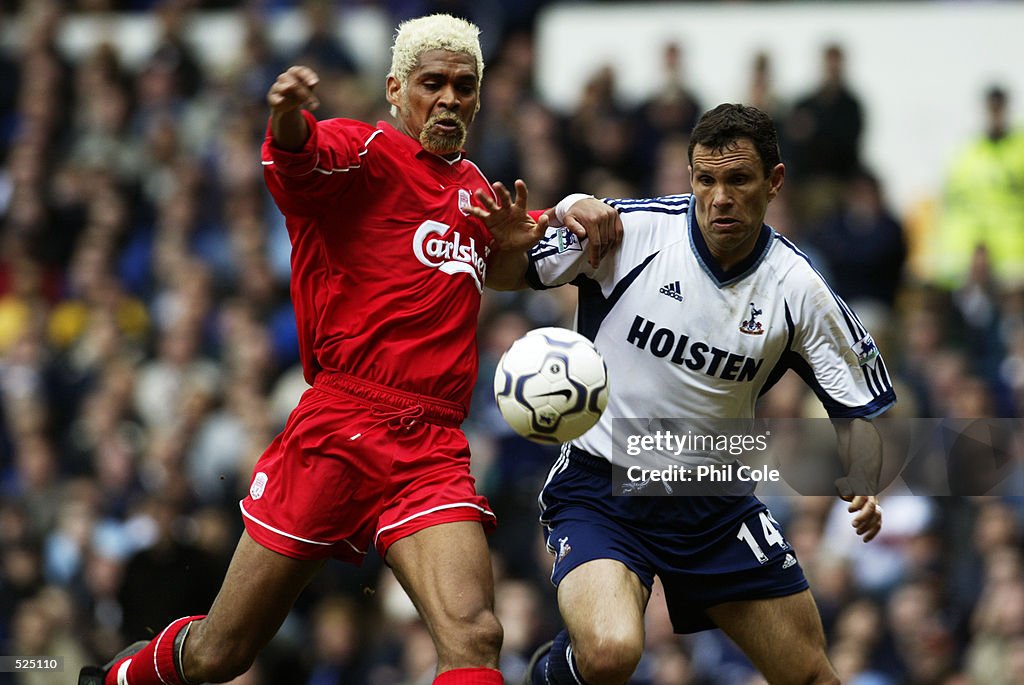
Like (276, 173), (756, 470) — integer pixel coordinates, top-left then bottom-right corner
(262, 114), (496, 412)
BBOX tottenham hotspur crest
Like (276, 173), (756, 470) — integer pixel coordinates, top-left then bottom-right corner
(739, 302), (765, 335)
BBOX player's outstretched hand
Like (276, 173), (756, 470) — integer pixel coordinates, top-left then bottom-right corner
(268, 66), (321, 113)
(840, 494), (882, 543)
(469, 180), (547, 253)
(557, 198), (624, 269)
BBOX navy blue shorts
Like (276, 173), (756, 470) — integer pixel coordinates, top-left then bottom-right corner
(539, 447), (809, 633)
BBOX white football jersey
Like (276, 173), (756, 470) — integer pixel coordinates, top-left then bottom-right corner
(526, 194), (896, 463)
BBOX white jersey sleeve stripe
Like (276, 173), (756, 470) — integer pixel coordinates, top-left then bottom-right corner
(608, 197), (691, 213)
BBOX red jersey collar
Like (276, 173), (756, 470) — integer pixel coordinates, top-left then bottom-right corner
(377, 120), (465, 166)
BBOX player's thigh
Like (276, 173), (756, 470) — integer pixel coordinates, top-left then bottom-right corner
(186, 531), (325, 671)
(558, 559), (649, 664)
(386, 520), (501, 667)
(706, 589), (838, 685)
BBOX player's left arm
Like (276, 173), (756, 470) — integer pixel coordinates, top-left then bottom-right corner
(833, 417), (883, 542)
(787, 265), (895, 542)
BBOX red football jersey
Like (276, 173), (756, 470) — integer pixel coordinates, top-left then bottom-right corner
(262, 112), (498, 414)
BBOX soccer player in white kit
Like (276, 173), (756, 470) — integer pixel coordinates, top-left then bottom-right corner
(482, 103), (894, 685)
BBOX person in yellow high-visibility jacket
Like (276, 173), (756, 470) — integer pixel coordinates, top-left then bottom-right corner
(934, 85), (1024, 289)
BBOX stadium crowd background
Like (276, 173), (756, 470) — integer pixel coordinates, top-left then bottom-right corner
(1, 1), (1024, 684)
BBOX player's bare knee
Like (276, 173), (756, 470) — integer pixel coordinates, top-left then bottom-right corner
(436, 607), (503, 665)
(459, 607), (502, 654)
(574, 630), (643, 685)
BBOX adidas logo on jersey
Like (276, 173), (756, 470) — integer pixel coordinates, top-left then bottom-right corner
(659, 281), (683, 301)
(782, 553), (797, 569)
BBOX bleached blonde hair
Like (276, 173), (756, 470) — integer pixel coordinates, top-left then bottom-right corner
(388, 14), (484, 116)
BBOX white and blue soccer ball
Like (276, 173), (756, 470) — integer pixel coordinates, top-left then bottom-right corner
(493, 327), (609, 444)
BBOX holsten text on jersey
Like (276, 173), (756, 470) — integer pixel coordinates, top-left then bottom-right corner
(627, 315), (764, 382)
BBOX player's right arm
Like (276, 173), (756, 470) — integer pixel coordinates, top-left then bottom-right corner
(262, 66), (374, 216)
(268, 65), (320, 150)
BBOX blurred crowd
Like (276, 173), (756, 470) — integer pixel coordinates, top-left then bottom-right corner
(1, 1), (1024, 684)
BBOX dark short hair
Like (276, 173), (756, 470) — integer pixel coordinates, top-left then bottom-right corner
(688, 103), (781, 177)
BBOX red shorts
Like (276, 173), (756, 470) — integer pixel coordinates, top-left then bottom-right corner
(240, 372), (496, 563)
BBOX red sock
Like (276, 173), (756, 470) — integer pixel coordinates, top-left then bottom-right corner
(104, 615), (205, 685)
(433, 667), (504, 685)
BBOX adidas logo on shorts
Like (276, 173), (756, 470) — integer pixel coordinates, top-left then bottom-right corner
(782, 553), (797, 569)
(659, 281), (683, 301)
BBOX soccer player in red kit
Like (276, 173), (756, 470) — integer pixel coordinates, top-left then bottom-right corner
(79, 13), (621, 685)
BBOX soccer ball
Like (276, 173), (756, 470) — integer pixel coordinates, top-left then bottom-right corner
(493, 327), (609, 444)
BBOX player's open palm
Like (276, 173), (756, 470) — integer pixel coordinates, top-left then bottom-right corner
(469, 179), (547, 253)
(268, 65), (321, 113)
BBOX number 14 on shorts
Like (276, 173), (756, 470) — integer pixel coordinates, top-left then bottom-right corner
(736, 511), (788, 563)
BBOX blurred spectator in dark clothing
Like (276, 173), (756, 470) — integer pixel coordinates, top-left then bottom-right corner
(785, 43), (865, 228)
(562, 65), (643, 189)
(145, 1), (203, 100)
(786, 43), (864, 182)
(806, 168), (906, 375)
(304, 594), (367, 685)
(0, 36), (20, 161)
(465, 64), (524, 188)
(0, 541), (44, 643)
(808, 168), (906, 309)
(117, 497), (225, 640)
(465, 32), (543, 189)
(745, 50), (786, 123)
(289, 0), (358, 77)
(16, 1), (74, 148)
(516, 99), (571, 209)
(631, 42), (702, 190)
(949, 245), (1015, 413)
